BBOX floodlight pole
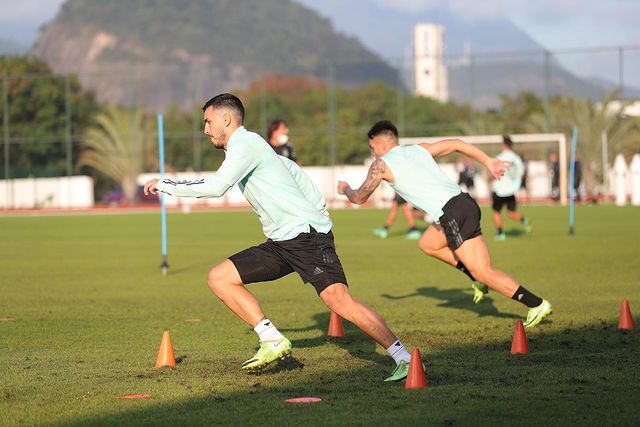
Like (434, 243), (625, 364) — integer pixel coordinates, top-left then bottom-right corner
(568, 126), (578, 237)
(157, 114), (169, 275)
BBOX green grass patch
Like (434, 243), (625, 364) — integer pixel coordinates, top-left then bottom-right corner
(1, 206), (639, 425)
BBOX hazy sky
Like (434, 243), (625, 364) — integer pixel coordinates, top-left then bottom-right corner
(340, 0), (640, 48)
(1, 0), (638, 49)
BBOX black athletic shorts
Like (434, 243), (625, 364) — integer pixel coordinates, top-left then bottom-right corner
(492, 193), (517, 212)
(228, 228), (347, 295)
(438, 192), (482, 250)
(394, 193), (407, 205)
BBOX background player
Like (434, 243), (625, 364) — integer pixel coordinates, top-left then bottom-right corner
(491, 135), (532, 241)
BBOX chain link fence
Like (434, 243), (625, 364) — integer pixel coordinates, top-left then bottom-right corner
(1, 45), (639, 204)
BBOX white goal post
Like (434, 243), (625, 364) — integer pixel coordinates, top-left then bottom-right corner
(398, 133), (569, 205)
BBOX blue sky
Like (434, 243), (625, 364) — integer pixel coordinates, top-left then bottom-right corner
(1, 0), (638, 87)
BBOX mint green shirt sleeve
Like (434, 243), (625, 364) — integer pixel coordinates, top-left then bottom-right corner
(156, 136), (258, 198)
(279, 156), (328, 215)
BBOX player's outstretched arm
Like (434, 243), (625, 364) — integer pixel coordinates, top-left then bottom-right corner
(422, 139), (509, 180)
(149, 141), (259, 199)
(337, 159), (387, 204)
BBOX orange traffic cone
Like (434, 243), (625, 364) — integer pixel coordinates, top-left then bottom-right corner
(155, 331), (176, 368)
(405, 347), (428, 389)
(510, 320), (529, 354)
(618, 299), (635, 330)
(327, 312), (344, 337)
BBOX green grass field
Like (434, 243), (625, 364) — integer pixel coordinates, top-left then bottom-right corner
(1, 206), (639, 426)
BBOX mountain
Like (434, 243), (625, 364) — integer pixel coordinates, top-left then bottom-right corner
(296, 0), (637, 107)
(448, 61), (621, 109)
(31, 0), (399, 110)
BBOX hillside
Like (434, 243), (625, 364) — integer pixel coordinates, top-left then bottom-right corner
(31, 0), (398, 110)
(447, 60), (634, 109)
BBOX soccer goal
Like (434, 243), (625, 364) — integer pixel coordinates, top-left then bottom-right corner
(398, 133), (569, 205)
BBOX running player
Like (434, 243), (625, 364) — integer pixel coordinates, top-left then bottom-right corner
(337, 121), (552, 327)
(144, 95), (414, 381)
(491, 135), (532, 241)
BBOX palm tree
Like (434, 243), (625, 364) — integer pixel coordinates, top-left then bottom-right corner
(77, 106), (156, 203)
(527, 91), (640, 194)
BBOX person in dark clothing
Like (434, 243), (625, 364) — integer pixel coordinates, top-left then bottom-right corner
(549, 152), (560, 203)
(572, 155), (582, 202)
(457, 158), (477, 197)
(267, 119), (299, 164)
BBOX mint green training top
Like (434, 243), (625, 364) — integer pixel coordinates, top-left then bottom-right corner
(381, 145), (461, 222)
(155, 126), (331, 241)
(491, 149), (524, 197)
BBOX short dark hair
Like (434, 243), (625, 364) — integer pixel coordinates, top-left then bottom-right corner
(502, 135), (513, 148)
(202, 93), (245, 124)
(368, 120), (398, 140)
(267, 119), (286, 140)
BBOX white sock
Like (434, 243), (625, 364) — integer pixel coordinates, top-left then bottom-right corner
(253, 318), (284, 342)
(386, 340), (411, 365)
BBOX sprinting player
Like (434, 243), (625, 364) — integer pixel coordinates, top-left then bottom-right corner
(337, 121), (552, 327)
(491, 135), (532, 241)
(372, 191), (421, 240)
(144, 94), (414, 381)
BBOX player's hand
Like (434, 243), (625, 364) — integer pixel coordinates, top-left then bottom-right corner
(485, 158), (510, 180)
(144, 179), (160, 195)
(337, 181), (351, 195)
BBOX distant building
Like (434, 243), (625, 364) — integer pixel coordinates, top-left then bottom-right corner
(413, 24), (448, 102)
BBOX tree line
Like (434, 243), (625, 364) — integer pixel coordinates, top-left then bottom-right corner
(1, 56), (639, 202)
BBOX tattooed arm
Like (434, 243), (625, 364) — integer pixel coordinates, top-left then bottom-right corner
(337, 159), (389, 204)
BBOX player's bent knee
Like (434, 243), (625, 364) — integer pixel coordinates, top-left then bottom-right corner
(319, 283), (351, 314)
(207, 266), (229, 295)
(418, 241), (435, 255)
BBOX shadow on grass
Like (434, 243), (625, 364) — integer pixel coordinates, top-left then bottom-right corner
(282, 312), (385, 365)
(505, 229), (525, 237)
(372, 226), (428, 240)
(381, 286), (520, 320)
(166, 263), (207, 275)
(59, 321), (640, 426)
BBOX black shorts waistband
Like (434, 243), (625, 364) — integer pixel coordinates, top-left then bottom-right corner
(440, 192), (467, 222)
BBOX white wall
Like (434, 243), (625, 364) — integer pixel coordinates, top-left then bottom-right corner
(0, 160), (573, 210)
(608, 153), (640, 206)
(0, 176), (94, 209)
